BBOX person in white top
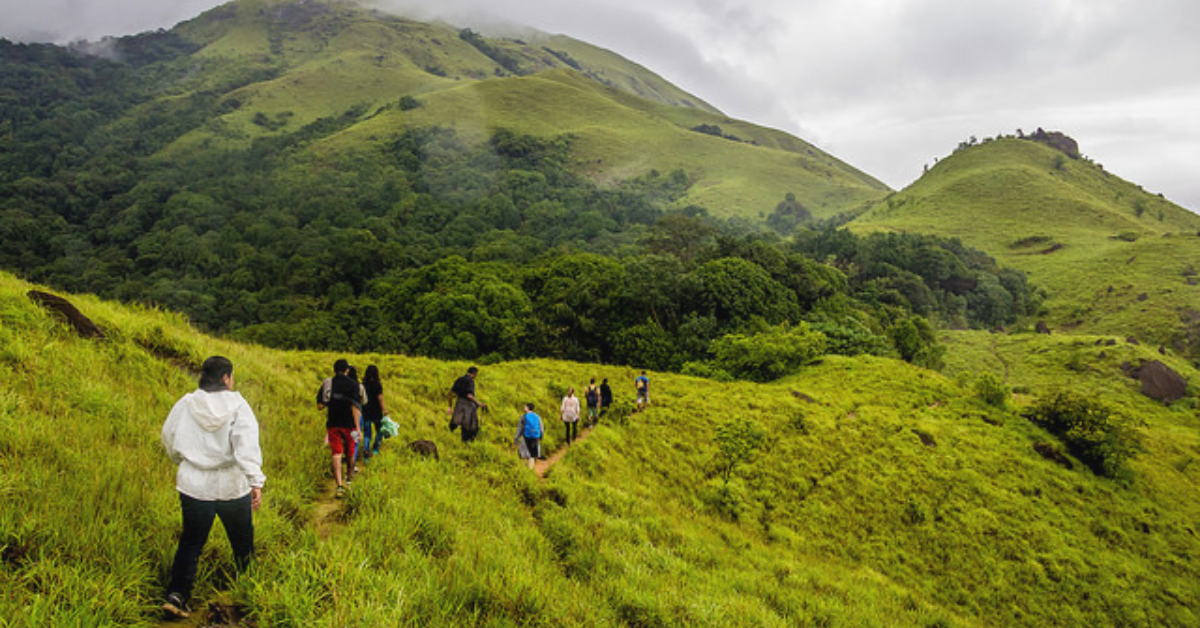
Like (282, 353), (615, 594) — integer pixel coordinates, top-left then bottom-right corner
(160, 356), (265, 619)
(560, 387), (581, 445)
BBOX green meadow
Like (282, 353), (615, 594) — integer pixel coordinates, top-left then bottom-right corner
(4, 266), (1199, 627)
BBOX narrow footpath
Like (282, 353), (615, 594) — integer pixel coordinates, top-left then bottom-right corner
(534, 424), (596, 478)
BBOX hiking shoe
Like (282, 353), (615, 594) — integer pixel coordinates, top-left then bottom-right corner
(335, 485), (346, 499)
(162, 593), (191, 619)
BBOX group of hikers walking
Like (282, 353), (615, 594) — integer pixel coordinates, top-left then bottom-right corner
(157, 355), (649, 619)
(315, 358), (393, 497)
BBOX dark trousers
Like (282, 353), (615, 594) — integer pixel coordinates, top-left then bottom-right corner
(461, 428), (479, 443)
(167, 491), (254, 601)
(564, 421), (577, 443)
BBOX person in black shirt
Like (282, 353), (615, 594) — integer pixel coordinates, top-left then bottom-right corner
(448, 366), (487, 442)
(599, 378), (613, 418)
(360, 365), (388, 461)
(316, 358), (362, 497)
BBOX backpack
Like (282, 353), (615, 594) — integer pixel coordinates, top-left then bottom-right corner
(585, 386), (599, 405)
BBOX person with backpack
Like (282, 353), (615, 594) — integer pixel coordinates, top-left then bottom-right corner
(514, 402), (543, 470)
(160, 356), (264, 619)
(635, 371), (650, 411)
(317, 359), (362, 498)
(449, 366), (487, 442)
(584, 378), (601, 428)
(359, 365), (388, 462)
(560, 387), (580, 444)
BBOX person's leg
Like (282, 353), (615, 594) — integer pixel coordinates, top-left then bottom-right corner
(214, 493), (255, 574)
(332, 453), (344, 487)
(371, 419), (383, 454)
(361, 421), (374, 461)
(167, 492), (217, 603)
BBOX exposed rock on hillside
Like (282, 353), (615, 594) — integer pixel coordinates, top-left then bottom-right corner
(1028, 128), (1080, 159)
(1135, 360), (1188, 404)
(27, 291), (103, 339)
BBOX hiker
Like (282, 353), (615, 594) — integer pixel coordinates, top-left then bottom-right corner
(360, 364), (388, 462)
(584, 378), (601, 428)
(599, 378), (613, 417)
(160, 356), (264, 619)
(514, 402), (543, 470)
(560, 387), (580, 444)
(635, 371), (649, 411)
(449, 366), (487, 442)
(317, 358), (362, 497)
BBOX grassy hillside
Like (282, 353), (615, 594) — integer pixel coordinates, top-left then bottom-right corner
(149, 0), (888, 220)
(852, 137), (1200, 354)
(3, 271), (1199, 627)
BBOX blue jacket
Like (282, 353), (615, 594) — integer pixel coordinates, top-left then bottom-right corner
(521, 412), (543, 438)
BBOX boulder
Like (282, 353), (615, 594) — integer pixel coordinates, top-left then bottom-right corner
(1138, 360), (1188, 404)
(407, 439), (440, 460)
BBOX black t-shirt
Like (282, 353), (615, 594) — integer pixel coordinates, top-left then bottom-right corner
(363, 380), (384, 421)
(452, 374), (475, 400)
(320, 373), (362, 429)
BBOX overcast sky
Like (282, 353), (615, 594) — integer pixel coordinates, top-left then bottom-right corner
(4, 0), (1198, 212)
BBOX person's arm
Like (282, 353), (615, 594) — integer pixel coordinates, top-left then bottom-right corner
(378, 391), (388, 416)
(229, 397), (266, 510)
(160, 397), (188, 465)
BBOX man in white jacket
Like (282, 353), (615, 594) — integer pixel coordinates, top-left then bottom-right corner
(160, 356), (265, 619)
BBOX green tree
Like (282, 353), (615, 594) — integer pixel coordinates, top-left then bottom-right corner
(713, 418), (767, 484)
(709, 322), (828, 382)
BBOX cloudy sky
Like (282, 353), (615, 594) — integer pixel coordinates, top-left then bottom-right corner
(4, 0), (1198, 211)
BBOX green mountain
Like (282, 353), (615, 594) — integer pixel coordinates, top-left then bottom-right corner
(851, 134), (1200, 359)
(152, 0), (887, 219)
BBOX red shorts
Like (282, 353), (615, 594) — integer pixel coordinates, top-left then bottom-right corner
(327, 428), (355, 456)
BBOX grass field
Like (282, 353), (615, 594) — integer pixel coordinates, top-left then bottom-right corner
(3, 268), (1198, 626)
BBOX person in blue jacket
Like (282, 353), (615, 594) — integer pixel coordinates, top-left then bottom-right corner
(514, 402), (543, 470)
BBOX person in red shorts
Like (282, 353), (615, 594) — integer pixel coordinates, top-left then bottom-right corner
(316, 358), (362, 497)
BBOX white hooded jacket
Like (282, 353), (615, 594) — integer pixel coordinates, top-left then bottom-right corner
(162, 389), (265, 501)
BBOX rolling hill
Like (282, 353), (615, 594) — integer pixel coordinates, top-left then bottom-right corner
(851, 134), (1200, 358)
(150, 0), (888, 220)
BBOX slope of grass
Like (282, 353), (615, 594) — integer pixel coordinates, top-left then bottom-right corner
(852, 138), (1200, 348)
(145, 0), (890, 221)
(3, 271), (1199, 626)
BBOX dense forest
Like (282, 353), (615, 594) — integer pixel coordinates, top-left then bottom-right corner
(0, 37), (1042, 379)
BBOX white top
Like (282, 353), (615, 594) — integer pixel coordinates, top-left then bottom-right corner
(161, 389), (265, 501)
(560, 395), (580, 422)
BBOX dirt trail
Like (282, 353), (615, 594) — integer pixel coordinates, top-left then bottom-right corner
(534, 423), (595, 478)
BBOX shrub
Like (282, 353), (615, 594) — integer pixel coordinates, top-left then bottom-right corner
(1023, 391), (1142, 479)
(679, 361), (733, 382)
(709, 322), (827, 383)
(974, 373), (1009, 408)
(712, 418), (767, 484)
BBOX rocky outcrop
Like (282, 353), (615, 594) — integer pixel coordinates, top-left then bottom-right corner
(27, 290), (104, 339)
(1136, 360), (1188, 404)
(1029, 128), (1081, 159)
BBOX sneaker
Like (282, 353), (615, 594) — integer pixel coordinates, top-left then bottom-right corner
(162, 593), (191, 619)
(335, 485), (346, 499)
